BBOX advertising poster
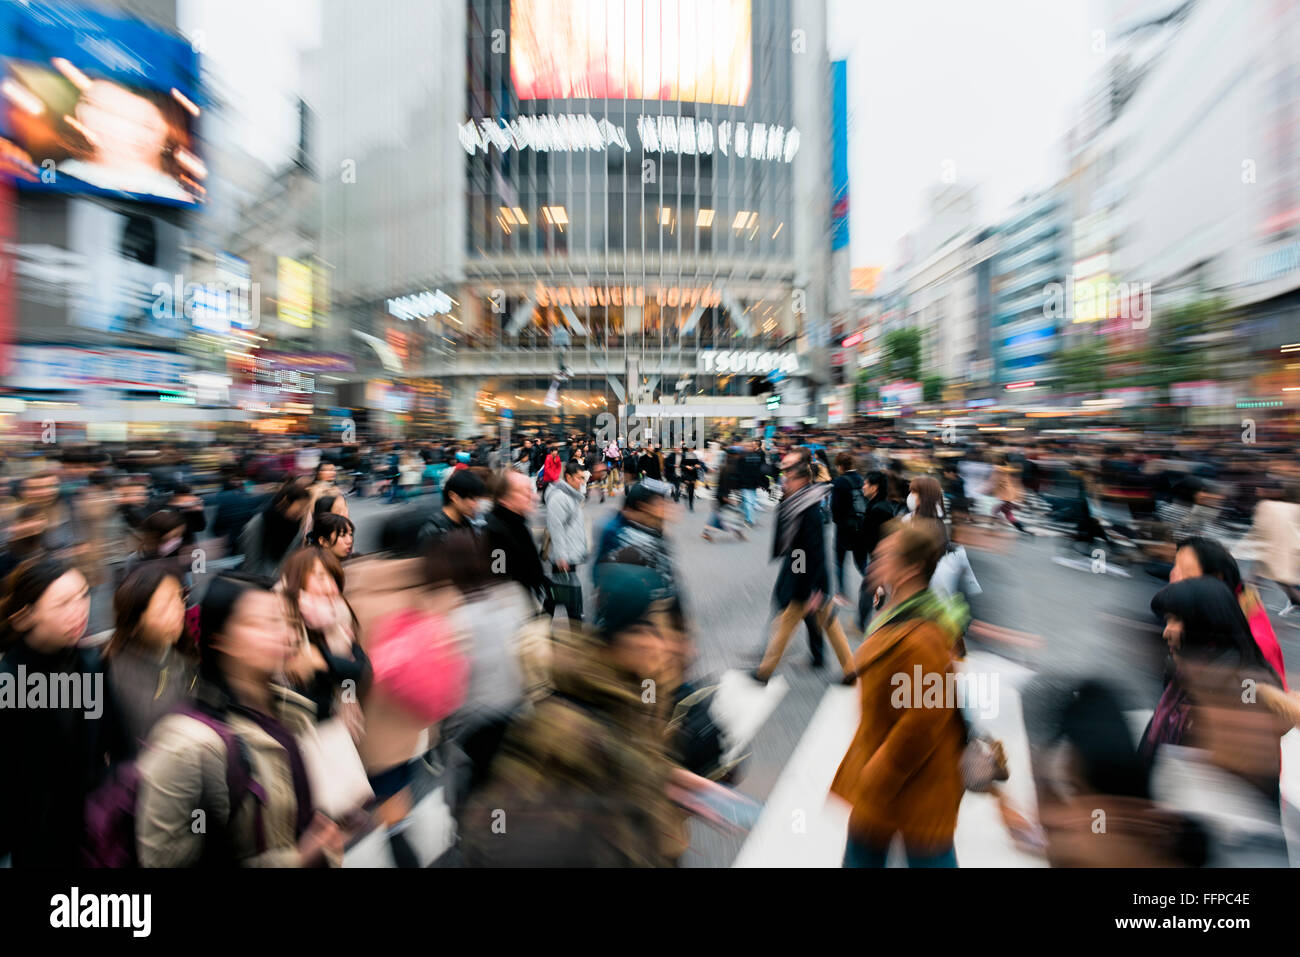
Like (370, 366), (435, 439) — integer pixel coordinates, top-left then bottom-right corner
(0, 1), (205, 206)
(511, 0), (751, 106)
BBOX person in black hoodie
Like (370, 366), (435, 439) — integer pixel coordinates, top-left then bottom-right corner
(830, 452), (870, 599)
(0, 557), (132, 867)
(483, 469), (551, 610)
(753, 453), (856, 685)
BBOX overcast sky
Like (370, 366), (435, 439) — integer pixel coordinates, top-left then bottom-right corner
(828, 0), (1104, 269)
(185, 0), (1102, 270)
(179, 0), (321, 168)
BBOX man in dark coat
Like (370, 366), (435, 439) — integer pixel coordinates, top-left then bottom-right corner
(754, 452), (855, 685)
(483, 469), (551, 609)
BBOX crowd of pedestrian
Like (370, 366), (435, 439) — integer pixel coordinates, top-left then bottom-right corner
(2, 420), (1300, 868)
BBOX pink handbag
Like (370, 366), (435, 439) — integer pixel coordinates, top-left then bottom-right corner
(367, 608), (468, 725)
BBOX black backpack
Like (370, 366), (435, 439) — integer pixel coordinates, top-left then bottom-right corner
(849, 479), (869, 531)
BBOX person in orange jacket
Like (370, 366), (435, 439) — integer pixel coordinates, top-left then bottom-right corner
(831, 519), (968, 867)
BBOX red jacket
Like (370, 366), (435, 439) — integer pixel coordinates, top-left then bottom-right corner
(542, 452), (563, 484)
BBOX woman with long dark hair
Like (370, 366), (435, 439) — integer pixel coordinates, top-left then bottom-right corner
(305, 512), (356, 561)
(239, 479), (311, 579)
(279, 547), (369, 723)
(1145, 577), (1282, 765)
(0, 558), (131, 867)
(134, 573), (340, 867)
(1172, 535), (1287, 689)
(1145, 576), (1291, 864)
(105, 563), (197, 745)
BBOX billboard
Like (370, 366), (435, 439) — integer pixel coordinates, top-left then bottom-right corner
(510, 0), (751, 106)
(8, 345), (193, 390)
(277, 257), (313, 329)
(0, 1), (204, 206)
(69, 198), (188, 336)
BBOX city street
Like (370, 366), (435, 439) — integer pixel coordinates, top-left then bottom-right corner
(347, 486), (1300, 867)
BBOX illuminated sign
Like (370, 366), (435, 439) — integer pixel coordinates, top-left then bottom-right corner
(510, 0), (751, 107)
(841, 332), (864, 348)
(535, 283), (721, 309)
(699, 350), (800, 375)
(387, 289), (453, 321)
(458, 115), (799, 163)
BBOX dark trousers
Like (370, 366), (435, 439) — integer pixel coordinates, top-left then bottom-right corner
(683, 481), (696, 511)
(834, 531), (869, 597)
(844, 836), (956, 868)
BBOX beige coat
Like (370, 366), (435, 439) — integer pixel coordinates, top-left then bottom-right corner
(135, 685), (316, 867)
(1252, 499), (1300, 585)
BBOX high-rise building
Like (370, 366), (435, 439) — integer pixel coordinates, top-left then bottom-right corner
(989, 189), (1069, 388)
(313, 0), (833, 438)
(1, 0), (215, 440)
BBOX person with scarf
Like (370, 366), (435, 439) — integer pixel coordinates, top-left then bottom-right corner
(594, 481), (687, 635)
(752, 451), (856, 685)
(830, 520), (969, 867)
(239, 480), (311, 581)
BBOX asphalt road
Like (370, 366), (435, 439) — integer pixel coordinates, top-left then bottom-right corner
(348, 488), (1300, 866)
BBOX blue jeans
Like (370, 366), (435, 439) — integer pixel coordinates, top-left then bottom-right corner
(843, 837), (957, 868)
(740, 488), (756, 524)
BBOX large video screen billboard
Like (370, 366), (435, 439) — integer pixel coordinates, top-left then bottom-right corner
(0, 1), (204, 206)
(511, 0), (752, 106)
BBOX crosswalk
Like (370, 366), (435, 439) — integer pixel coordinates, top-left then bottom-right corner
(732, 646), (1300, 867)
(733, 650), (1044, 867)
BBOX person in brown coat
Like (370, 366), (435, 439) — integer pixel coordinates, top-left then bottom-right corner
(830, 520), (966, 867)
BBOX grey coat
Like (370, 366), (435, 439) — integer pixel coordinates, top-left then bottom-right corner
(544, 479), (589, 586)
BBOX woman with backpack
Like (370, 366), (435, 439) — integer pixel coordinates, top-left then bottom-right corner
(134, 574), (342, 867)
(0, 557), (132, 867)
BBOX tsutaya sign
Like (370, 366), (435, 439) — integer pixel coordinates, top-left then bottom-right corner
(459, 114), (801, 164)
(699, 350), (800, 375)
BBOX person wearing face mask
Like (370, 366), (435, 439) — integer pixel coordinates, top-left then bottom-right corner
(279, 547), (369, 724)
(105, 565), (197, 745)
(0, 558), (133, 867)
(134, 573), (341, 867)
(159, 484), (208, 548)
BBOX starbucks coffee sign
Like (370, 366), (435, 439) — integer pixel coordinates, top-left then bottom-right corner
(699, 350), (800, 375)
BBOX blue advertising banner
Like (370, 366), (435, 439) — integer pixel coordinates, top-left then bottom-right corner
(0, 1), (204, 206)
(831, 59), (849, 252)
